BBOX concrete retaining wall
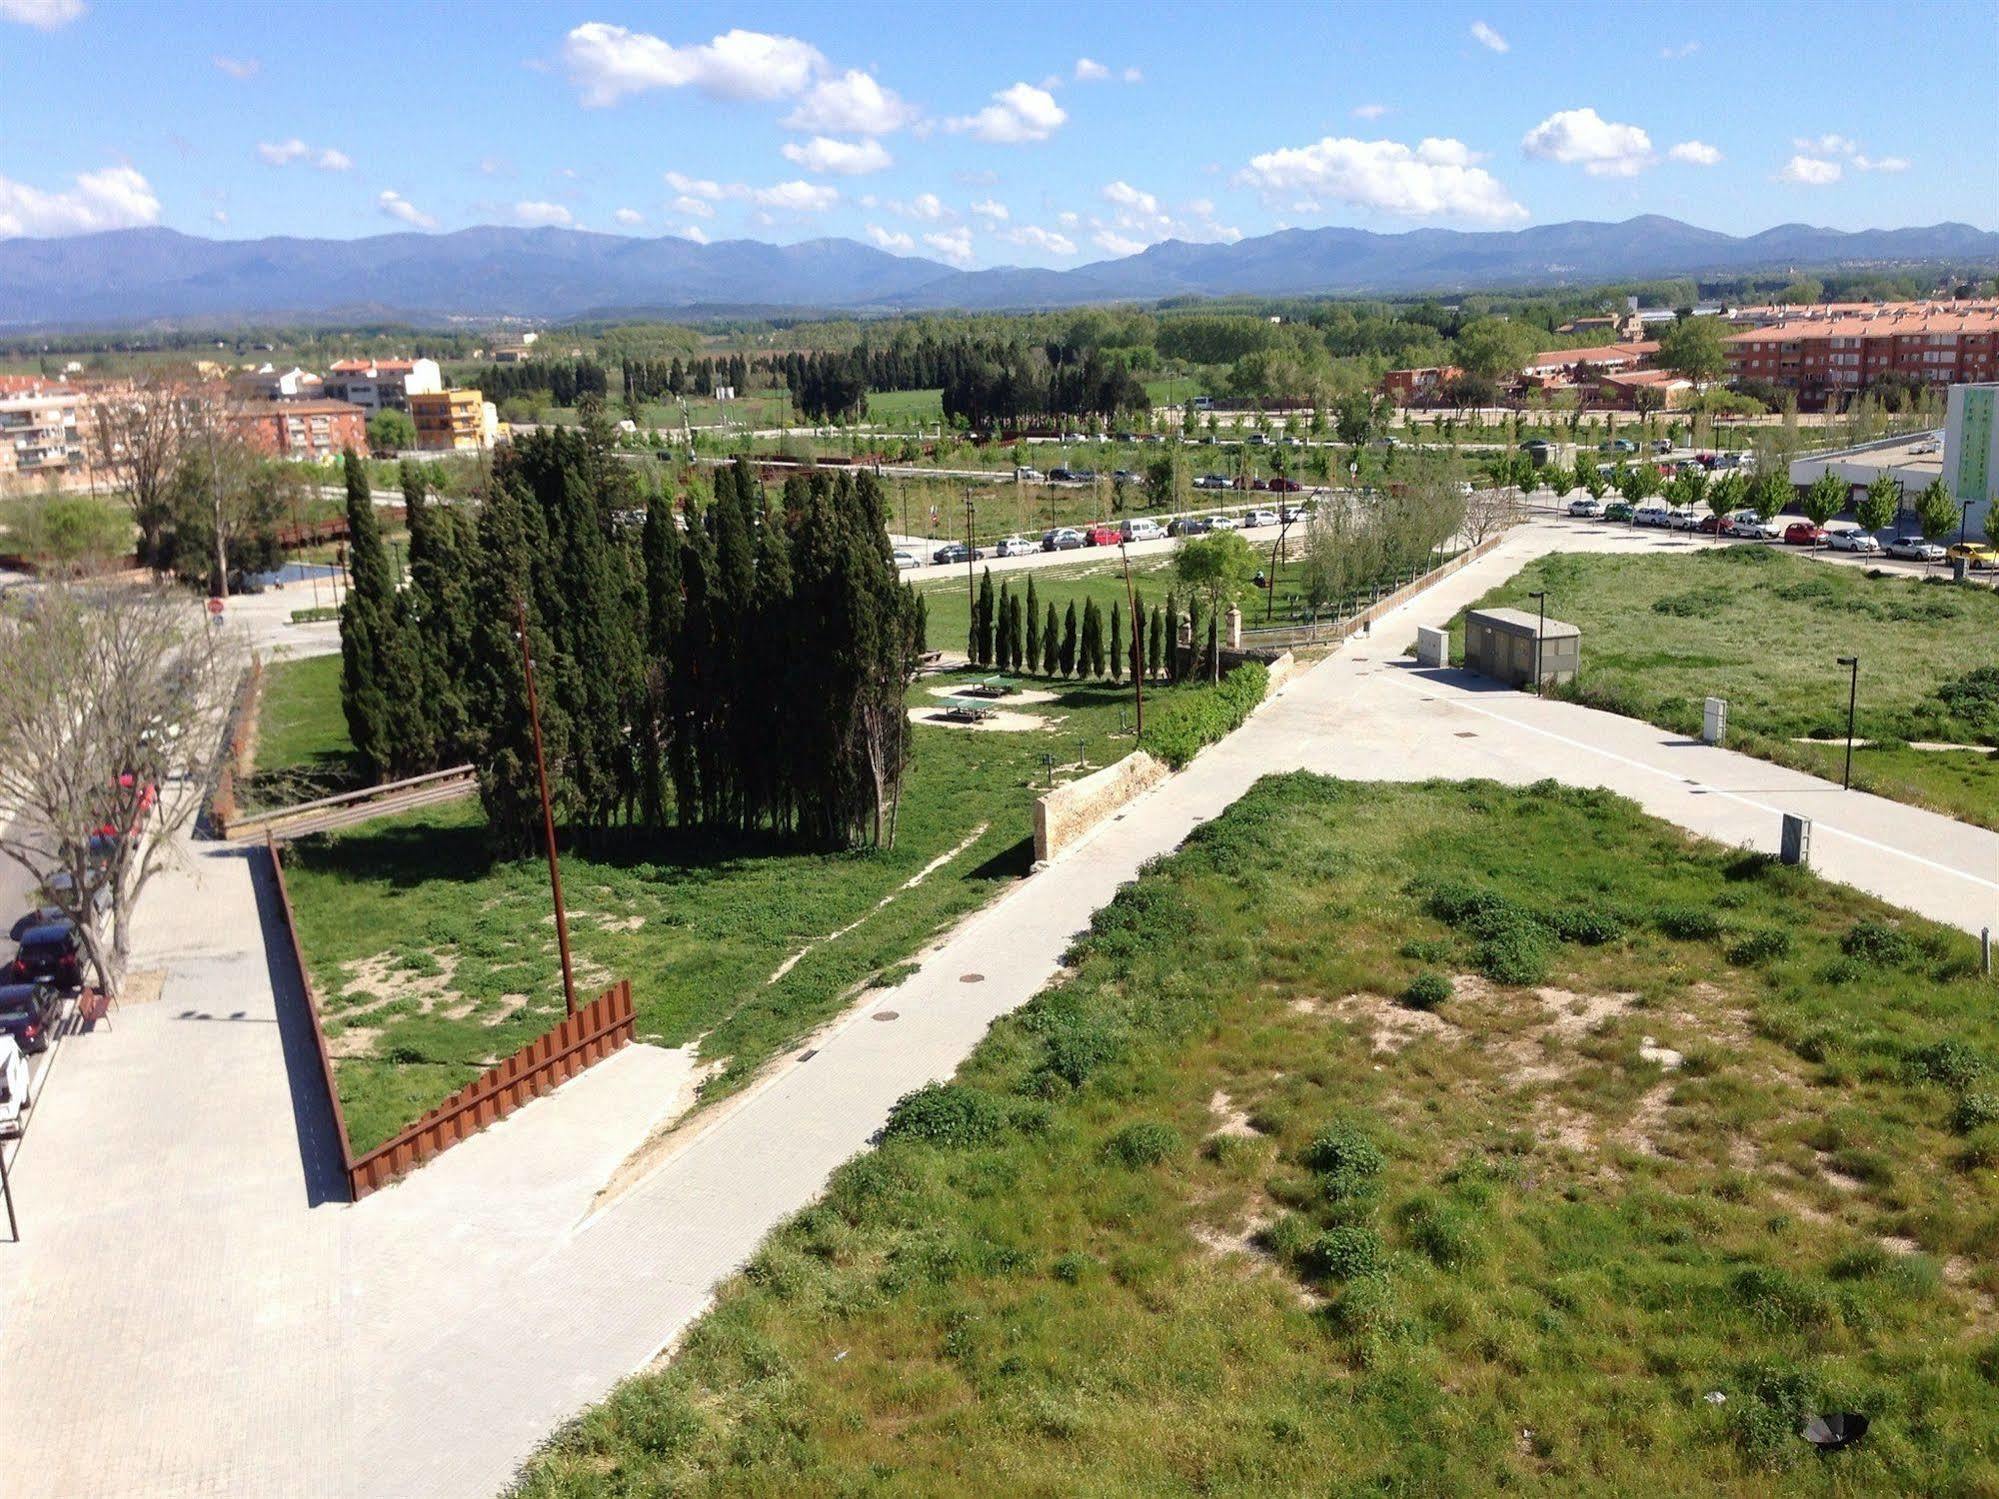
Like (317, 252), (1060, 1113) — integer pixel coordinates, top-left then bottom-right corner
(1033, 749), (1170, 864)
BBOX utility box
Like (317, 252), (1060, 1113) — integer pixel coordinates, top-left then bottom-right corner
(1781, 813), (1812, 867)
(1416, 625), (1449, 668)
(1463, 607), (1580, 690)
(1702, 696), (1728, 745)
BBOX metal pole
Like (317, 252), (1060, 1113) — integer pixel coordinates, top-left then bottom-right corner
(516, 595), (578, 1017)
(1529, 589), (1547, 695)
(1118, 538), (1144, 738)
(0, 1135), (17, 1241)
(1837, 655), (1859, 791)
(964, 490), (976, 650)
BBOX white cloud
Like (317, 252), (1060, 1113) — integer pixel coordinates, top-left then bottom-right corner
(1237, 135), (1526, 223)
(211, 209), (228, 225)
(1351, 103), (1389, 120)
(0, 0), (83, 28)
(866, 223), (915, 251)
(1521, 107), (1654, 177)
(515, 200), (573, 227)
(563, 22), (823, 107)
(258, 138), (352, 171)
(316, 148), (353, 172)
(212, 55), (260, 79)
(377, 189), (437, 230)
(1092, 230), (1146, 257)
(954, 167), (999, 187)
(896, 191), (948, 220)
(1856, 154), (1910, 173)
(676, 224), (710, 245)
(779, 135), (892, 175)
(922, 226), (975, 266)
(1121, 66), (1142, 83)
(1074, 56), (1109, 81)
(0, 165), (160, 236)
(750, 179), (838, 213)
(1668, 140), (1722, 166)
(1779, 155), (1842, 186)
(664, 171), (725, 199)
(1102, 179), (1161, 217)
(782, 68), (917, 135)
(1469, 20), (1509, 52)
(1003, 224), (1077, 256)
(1057, 210), (1079, 227)
(671, 194), (716, 218)
(614, 207), (643, 226)
(970, 198), (1009, 223)
(947, 82), (1066, 144)
(1660, 40), (1700, 59)
(1796, 133), (1858, 157)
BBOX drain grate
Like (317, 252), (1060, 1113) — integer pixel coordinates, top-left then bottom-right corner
(960, 973), (986, 984)
(871, 1011), (899, 1022)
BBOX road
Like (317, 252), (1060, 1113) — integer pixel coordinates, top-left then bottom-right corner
(1, 518), (1992, 1498)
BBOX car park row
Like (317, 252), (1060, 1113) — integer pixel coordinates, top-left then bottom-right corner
(1561, 494), (1986, 565)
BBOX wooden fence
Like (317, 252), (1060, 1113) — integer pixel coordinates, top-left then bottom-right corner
(263, 833), (636, 1201)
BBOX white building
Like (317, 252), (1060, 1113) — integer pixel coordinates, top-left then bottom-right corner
(322, 357), (442, 414)
(0, 390), (88, 496)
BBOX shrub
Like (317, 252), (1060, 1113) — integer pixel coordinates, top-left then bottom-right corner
(1731, 1266), (1831, 1330)
(1951, 1092), (1999, 1136)
(1726, 929), (1792, 966)
(881, 1084), (1015, 1148)
(1306, 1124), (1386, 1180)
(1402, 973), (1452, 1011)
(1399, 937), (1452, 963)
(1401, 1197), (1481, 1270)
(1546, 905), (1625, 946)
(1475, 926), (1549, 985)
(1841, 919), (1915, 966)
(1050, 1251), (1094, 1284)
(1653, 904), (1722, 941)
(1102, 1121), (1180, 1168)
(1140, 661), (1269, 769)
(1039, 1015), (1129, 1089)
(1728, 1363), (1822, 1468)
(1310, 1225), (1386, 1281)
(1909, 1039), (1988, 1091)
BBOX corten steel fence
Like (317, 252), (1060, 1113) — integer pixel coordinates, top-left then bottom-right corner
(263, 833), (636, 1201)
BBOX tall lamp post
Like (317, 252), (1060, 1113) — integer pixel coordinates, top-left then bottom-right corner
(963, 490), (977, 654)
(1527, 589), (1548, 695)
(1836, 655), (1860, 791)
(1117, 538), (1144, 739)
(1960, 499), (1974, 548)
(516, 595), (578, 1017)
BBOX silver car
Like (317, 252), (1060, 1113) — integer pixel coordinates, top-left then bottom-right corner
(1886, 536), (1945, 562)
(1826, 528), (1881, 554)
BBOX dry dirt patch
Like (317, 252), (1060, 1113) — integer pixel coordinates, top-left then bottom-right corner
(1323, 992), (1461, 1054)
(907, 705), (1046, 733)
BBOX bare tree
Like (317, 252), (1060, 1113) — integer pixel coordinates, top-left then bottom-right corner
(0, 585), (240, 998)
(91, 378), (190, 569)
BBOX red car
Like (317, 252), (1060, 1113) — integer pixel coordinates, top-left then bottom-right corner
(1268, 476), (1303, 492)
(1084, 523), (1122, 547)
(1783, 521), (1824, 546)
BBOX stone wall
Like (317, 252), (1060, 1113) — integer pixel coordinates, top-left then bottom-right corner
(1033, 749), (1171, 864)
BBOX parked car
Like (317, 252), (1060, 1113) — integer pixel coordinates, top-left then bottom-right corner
(1946, 541), (1999, 570)
(10, 920), (81, 992)
(1070, 468), (1099, 483)
(1668, 507), (1703, 531)
(1695, 514), (1726, 535)
(1244, 508), (1280, 529)
(10, 904), (65, 943)
(1193, 473), (1232, 490)
(1041, 527), (1087, 551)
(1267, 476), (1303, 492)
(1048, 467), (1078, 483)
(1603, 501), (1635, 522)
(1723, 509), (1762, 536)
(1651, 438), (1674, 454)
(1167, 516), (1211, 536)
(1112, 469), (1139, 484)
(932, 542), (982, 564)
(1632, 502), (1673, 528)
(1279, 501), (1315, 524)
(891, 548), (919, 569)
(1013, 465), (1043, 482)
(1886, 536), (1946, 562)
(1120, 517), (1166, 543)
(1826, 527), (1881, 554)
(0, 982), (60, 1055)
(0, 1036), (30, 1137)
(1783, 521), (1826, 547)
(1568, 496), (1605, 518)
(1599, 438), (1638, 454)
(1205, 514), (1239, 531)
(1113, 431), (1135, 443)
(1085, 523), (1122, 547)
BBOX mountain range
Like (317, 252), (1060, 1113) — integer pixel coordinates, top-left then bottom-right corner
(2, 216), (1994, 327)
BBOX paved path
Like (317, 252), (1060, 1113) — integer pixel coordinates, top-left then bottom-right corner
(1, 518), (1991, 1499)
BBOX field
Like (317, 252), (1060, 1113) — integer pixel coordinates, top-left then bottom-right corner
(514, 774), (1999, 1495)
(276, 665), (1197, 1154)
(864, 387), (945, 425)
(245, 653), (361, 808)
(1450, 546), (1999, 828)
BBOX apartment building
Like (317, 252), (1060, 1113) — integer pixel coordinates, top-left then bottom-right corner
(227, 398), (368, 460)
(1725, 305), (1999, 402)
(1520, 341), (1658, 381)
(0, 389), (90, 495)
(1379, 365), (1462, 403)
(322, 356), (442, 413)
(409, 388), (498, 451)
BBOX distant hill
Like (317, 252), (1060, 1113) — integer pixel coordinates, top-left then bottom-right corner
(1, 217), (1994, 326)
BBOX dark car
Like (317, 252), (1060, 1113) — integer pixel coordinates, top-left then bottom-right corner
(0, 982), (61, 1054)
(1048, 467), (1079, 482)
(11, 904), (65, 943)
(1268, 476), (1302, 492)
(1604, 501), (1635, 522)
(11, 921), (82, 992)
(1167, 516), (1212, 537)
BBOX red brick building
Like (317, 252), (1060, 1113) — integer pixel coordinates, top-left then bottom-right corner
(1725, 304), (1999, 403)
(1380, 365), (1461, 403)
(227, 399), (368, 460)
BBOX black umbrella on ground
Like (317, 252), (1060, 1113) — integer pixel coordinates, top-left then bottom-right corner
(1800, 1413), (1868, 1450)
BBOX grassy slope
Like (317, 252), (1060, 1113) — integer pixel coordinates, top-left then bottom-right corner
(515, 775), (1999, 1496)
(281, 670), (1181, 1154)
(1451, 546), (1999, 828)
(244, 654), (364, 808)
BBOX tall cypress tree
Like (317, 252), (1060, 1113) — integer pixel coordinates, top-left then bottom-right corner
(1025, 575), (1041, 669)
(1041, 601), (1060, 676)
(1060, 601), (1078, 678)
(995, 577), (1011, 670)
(1163, 593), (1180, 684)
(337, 447), (420, 780)
(975, 568), (996, 667)
(638, 493), (683, 827)
(1147, 603), (1162, 681)
(1109, 599), (1123, 683)
(1007, 592), (1024, 671)
(398, 459), (468, 769)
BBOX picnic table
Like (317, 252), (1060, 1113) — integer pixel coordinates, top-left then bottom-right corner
(961, 676), (1016, 699)
(938, 703), (996, 724)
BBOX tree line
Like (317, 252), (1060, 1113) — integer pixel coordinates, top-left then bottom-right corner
(461, 358), (610, 406)
(337, 431), (922, 853)
(621, 353), (753, 404)
(962, 568), (1228, 687)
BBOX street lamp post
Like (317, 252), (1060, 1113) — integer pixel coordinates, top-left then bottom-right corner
(1528, 589), (1548, 695)
(1836, 655), (1860, 791)
(1961, 500), (1974, 548)
(516, 595), (578, 1017)
(1118, 538), (1144, 738)
(963, 491), (977, 650)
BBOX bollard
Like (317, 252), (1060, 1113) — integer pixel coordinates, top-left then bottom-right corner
(1702, 696), (1728, 746)
(1984, 926), (1992, 977)
(1780, 813), (1811, 867)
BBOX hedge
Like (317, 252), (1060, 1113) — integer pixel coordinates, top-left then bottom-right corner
(1141, 660), (1269, 769)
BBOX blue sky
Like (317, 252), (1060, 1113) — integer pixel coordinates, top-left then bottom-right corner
(3, 0), (1994, 268)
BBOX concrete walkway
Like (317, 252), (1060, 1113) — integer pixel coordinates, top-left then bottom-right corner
(0, 518), (1990, 1499)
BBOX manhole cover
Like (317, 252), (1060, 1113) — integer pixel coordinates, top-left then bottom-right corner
(1455, 731), (1478, 738)
(960, 973), (985, 984)
(871, 1011), (899, 1022)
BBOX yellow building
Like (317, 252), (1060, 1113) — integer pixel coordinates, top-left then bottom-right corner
(409, 388), (496, 451)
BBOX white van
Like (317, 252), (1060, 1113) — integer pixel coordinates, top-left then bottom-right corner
(1121, 517), (1166, 543)
(0, 1037), (29, 1136)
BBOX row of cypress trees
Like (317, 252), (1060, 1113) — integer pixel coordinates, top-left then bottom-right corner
(963, 568), (1197, 684)
(337, 432), (921, 855)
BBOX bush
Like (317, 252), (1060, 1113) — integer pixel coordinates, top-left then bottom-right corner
(1726, 929), (1792, 966)
(1475, 926), (1549, 985)
(881, 1083), (1013, 1148)
(1653, 904), (1722, 941)
(1909, 1039), (1988, 1091)
(1546, 905), (1625, 946)
(1401, 1197), (1481, 1270)
(1102, 1121), (1180, 1168)
(1952, 1092), (1999, 1136)
(1402, 973), (1452, 1010)
(1305, 1123), (1386, 1180)
(1728, 1363), (1822, 1468)
(1310, 1225), (1386, 1281)
(1140, 661), (1269, 769)
(1841, 919), (1914, 966)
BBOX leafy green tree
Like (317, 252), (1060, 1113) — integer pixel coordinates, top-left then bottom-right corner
(1747, 467), (1793, 521)
(637, 493), (683, 826)
(1655, 315), (1728, 389)
(338, 448), (422, 780)
(1041, 601), (1059, 676)
(1855, 474), (1901, 535)
(1800, 471), (1847, 528)
(1007, 591), (1024, 670)
(366, 409), (416, 452)
(399, 461), (473, 766)
(1060, 601), (1078, 678)
(1618, 463), (1661, 505)
(1707, 470), (1747, 532)
(1173, 530), (1257, 682)
(1914, 478), (1958, 542)
(1454, 317), (1537, 383)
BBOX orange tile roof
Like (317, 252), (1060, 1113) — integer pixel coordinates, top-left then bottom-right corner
(328, 358), (418, 373)
(1527, 341), (1657, 367)
(1726, 307), (1999, 344)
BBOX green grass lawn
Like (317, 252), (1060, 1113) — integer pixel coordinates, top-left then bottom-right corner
(1450, 546), (1999, 828)
(865, 388), (945, 425)
(244, 654), (363, 809)
(280, 669), (1191, 1154)
(514, 774), (1999, 1496)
